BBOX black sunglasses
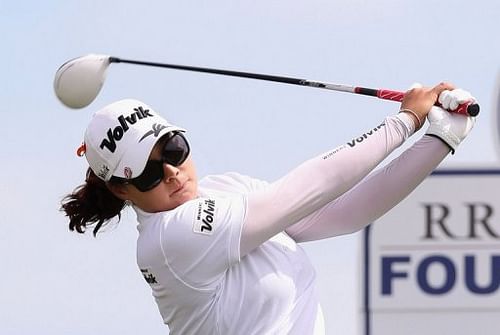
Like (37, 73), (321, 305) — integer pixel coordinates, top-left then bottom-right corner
(115, 132), (190, 192)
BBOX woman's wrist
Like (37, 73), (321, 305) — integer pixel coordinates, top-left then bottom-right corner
(399, 108), (423, 131)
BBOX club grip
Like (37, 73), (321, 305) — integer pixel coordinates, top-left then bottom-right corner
(376, 89), (406, 102)
(451, 101), (480, 116)
(377, 89), (480, 117)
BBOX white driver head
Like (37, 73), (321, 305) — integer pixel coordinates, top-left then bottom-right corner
(54, 54), (110, 109)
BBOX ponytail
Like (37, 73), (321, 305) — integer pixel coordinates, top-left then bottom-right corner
(61, 168), (126, 236)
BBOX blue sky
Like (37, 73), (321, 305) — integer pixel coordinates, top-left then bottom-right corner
(1, 1), (499, 334)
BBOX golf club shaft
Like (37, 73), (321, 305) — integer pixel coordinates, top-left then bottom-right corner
(109, 57), (479, 116)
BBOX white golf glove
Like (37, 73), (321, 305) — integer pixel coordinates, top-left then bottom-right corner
(426, 105), (476, 154)
(438, 88), (475, 111)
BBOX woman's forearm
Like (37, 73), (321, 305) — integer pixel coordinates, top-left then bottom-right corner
(240, 113), (416, 255)
(286, 135), (450, 242)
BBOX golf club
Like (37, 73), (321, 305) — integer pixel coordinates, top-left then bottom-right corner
(54, 54), (480, 116)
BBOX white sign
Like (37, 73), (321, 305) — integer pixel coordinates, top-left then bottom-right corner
(362, 170), (500, 335)
(495, 71), (500, 159)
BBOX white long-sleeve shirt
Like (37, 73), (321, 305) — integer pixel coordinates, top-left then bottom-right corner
(134, 113), (450, 334)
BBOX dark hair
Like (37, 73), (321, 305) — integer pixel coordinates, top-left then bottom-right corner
(61, 168), (126, 236)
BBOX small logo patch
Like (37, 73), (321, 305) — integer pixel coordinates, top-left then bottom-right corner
(140, 268), (158, 285)
(139, 123), (167, 142)
(97, 165), (110, 179)
(124, 167), (133, 179)
(193, 199), (217, 235)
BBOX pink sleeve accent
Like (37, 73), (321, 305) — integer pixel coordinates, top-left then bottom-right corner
(285, 135), (450, 242)
(240, 114), (418, 256)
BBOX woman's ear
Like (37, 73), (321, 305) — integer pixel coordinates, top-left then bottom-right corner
(107, 182), (130, 201)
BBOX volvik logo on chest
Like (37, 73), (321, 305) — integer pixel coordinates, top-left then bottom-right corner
(194, 199), (217, 235)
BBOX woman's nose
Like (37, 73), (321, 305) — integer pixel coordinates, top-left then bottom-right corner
(162, 163), (180, 182)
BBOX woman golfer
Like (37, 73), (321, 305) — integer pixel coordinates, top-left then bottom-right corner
(62, 83), (476, 334)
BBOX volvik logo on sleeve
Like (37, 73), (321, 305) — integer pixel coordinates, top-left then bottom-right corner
(347, 122), (385, 148)
(193, 199), (217, 235)
(99, 106), (154, 153)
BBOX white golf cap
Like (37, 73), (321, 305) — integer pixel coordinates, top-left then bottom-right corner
(83, 99), (185, 181)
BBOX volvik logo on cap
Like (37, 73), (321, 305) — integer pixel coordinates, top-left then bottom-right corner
(99, 106), (154, 153)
